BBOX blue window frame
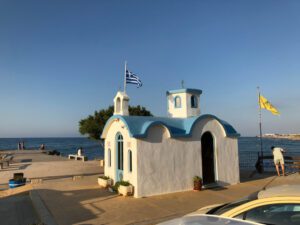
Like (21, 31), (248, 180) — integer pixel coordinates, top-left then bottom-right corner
(174, 96), (181, 108)
(191, 95), (197, 108)
(117, 134), (123, 170)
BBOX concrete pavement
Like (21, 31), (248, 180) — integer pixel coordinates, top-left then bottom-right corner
(33, 173), (300, 225)
(0, 192), (40, 225)
(0, 150), (103, 188)
(1, 150), (299, 225)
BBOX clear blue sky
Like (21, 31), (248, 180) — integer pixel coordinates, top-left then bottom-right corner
(1, 0), (300, 137)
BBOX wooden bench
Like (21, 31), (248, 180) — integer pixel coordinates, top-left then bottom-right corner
(0, 155), (14, 169)
(68, 154), (88, 162)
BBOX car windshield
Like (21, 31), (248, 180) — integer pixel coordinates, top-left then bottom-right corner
(212, 191), (259, 215)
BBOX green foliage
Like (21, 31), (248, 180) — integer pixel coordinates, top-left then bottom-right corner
(111, 180), (131, 192)
(111, 184), (119, 192)
(79, 105), (152, 140)
(128, 105), (152, 116)
(117, 180), (131, 186)
(193, 176), (202, 182)
(99, 175), (110, 180)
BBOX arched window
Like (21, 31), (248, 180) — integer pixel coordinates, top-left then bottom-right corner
(116, 133), (123, 170)
(191, 95), (197, 108)
(174, 96), (181, 108)
(128, 150), (132, 172)
(115, 97), (121, 113)
(108, 149), (111, 167)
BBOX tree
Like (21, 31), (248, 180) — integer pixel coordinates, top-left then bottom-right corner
(79, 105), (152, 140)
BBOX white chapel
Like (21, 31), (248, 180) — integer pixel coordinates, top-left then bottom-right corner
(101, 88), (240, 198)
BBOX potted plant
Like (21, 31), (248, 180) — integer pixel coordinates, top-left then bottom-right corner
(193, 176), (202, 191)
(98, 176), (113, 188)
(117, 181), (133, 196)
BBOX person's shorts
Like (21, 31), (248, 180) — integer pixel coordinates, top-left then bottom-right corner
(274, 158), (284, 165)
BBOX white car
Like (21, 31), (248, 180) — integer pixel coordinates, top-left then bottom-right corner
(191, 185), (300, 225)
(158, 214), (263, 225)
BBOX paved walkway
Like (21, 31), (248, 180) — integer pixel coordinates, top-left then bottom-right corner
(1, 151), (299, 225)
(0, 192), (40, 225)
(0, 150), (103, 188)
(33, 173), (300, 225)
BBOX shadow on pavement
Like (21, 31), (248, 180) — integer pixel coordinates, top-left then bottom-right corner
(37, 187), (117, 225)
(240, 169), (275, 182)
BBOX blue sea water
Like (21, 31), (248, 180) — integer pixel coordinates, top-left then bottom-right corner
(0, 137), (299, 165)
(238, 137), (300, 154)
(0, 137), (104, 160)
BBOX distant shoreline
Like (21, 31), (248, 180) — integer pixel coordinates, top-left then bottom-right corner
(261, 134), (300, 141)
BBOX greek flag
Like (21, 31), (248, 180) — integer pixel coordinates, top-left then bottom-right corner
(126, 70), (142, 87)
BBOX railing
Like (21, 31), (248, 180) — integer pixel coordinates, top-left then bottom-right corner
(239, 151), (259, 170)
(239, 151), (300, 173)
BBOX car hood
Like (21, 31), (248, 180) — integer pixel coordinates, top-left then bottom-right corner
(188, 203), (225, 215)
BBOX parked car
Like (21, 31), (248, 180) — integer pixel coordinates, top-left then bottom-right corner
(158, 214), (263, 225)
(191, 185), (300, 225)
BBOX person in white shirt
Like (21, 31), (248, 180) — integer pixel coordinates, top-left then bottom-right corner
(271, 146), (285, 176)
(77, 147), (83, 156)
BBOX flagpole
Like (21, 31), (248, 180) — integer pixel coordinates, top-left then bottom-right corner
(124, 61), (127, 94)
(257, 86), (264, 172)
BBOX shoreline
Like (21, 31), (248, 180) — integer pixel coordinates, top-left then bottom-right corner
(262, 135), (300, 141)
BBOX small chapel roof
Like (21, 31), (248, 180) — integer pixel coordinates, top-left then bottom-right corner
(166, 88), (202, 95)
(101, 114), (239, 139)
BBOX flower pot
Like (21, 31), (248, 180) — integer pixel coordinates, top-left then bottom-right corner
(193, 180), (202, 191)
(98, 177), (113, 188)
(118, 185), (133, 196)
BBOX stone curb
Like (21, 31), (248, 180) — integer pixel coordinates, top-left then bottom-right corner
(30, 190), (58, 225)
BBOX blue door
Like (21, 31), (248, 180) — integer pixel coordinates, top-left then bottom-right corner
(116, 133), (124, 181)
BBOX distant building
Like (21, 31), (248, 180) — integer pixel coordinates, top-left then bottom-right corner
(101, 88), (240, 198)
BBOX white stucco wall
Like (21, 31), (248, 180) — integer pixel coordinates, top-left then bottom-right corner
(167, 93), (188, 118)
(104, 119), (138, 194)
(113, 92), (129, 116)
(135, 118), (239, 198)
(136, 125), (201, 197)
(186, 93), (200, 117)
(191, 118), (240, 186)
(167, 92), (200, 118)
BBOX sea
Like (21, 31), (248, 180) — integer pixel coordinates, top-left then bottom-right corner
(0, 137), (299, 170)
(0, 137), (104, 160)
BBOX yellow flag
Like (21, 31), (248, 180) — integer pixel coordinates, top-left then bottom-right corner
(259, 95), (280, 115)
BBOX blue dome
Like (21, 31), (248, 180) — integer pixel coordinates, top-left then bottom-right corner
(101, 114), (239, 139)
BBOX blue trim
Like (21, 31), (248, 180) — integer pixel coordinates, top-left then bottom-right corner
(115, 132), (123, 182)
(183, 115), (240, 138)
(174, 96), (181, 108)
(166, 88), (202, 95)
(102, 114), (240, 139)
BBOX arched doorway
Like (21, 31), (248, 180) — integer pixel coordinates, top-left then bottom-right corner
(201, 132), (215, 185)
(116, 133), (124, 181)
